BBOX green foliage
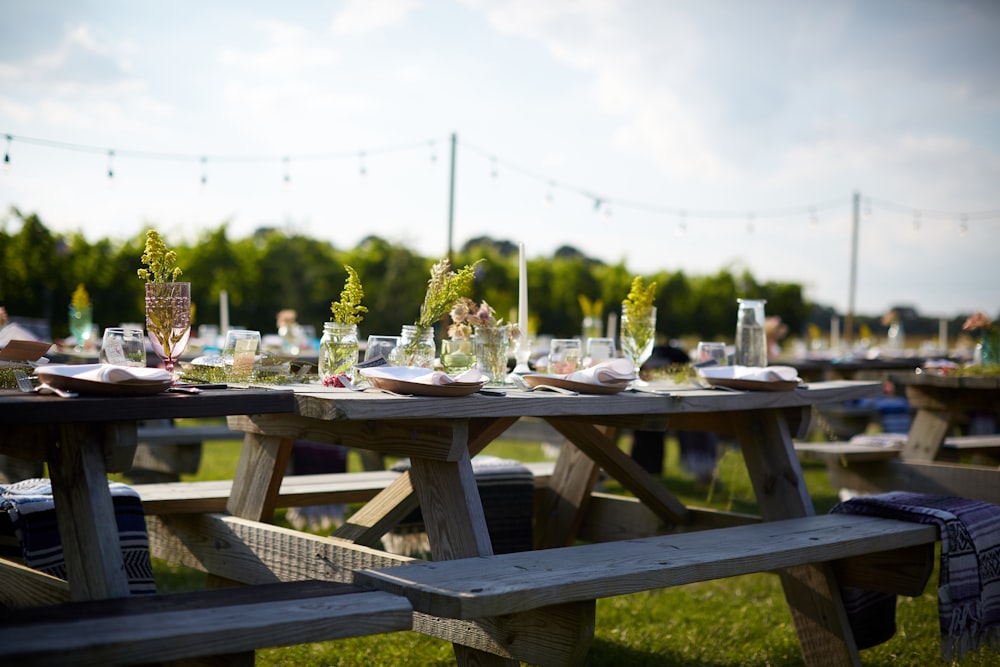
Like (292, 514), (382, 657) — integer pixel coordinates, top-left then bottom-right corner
(329, 265), (367, 325)
(1, 207), (824, 343)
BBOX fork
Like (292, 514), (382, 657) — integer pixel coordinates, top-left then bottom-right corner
(14, 370), (78, 398)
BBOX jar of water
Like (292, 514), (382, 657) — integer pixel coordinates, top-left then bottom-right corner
(735, 298), (767, 367)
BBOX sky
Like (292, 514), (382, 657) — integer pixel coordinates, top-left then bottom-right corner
(1, 0), (999, 320)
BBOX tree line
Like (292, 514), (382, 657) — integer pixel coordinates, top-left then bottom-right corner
(0, 206), (960, 346)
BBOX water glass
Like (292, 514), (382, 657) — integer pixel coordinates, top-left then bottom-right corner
(549, 338), (582, 374)
(440, 337), (475, 373)
(696, 341), (728, 366)
(585, 337), (616, 367)
(365, 335), (401, 363)
(735, 298), (767, 367)
(100, 327), (146, 367)
(223, 329), (261, 381)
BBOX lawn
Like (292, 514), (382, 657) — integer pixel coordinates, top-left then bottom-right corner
(149, 421), (996, 666)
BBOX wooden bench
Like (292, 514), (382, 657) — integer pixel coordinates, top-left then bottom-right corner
(795, 434), (1000, 464)
(0, 580), (412, 667)
(356, 514), (938, 620)
(135, 460), (557, 516)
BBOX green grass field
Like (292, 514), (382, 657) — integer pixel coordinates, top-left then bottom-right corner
(150, 423), (997, 666)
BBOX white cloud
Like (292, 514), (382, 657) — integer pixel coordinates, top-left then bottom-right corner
(219, 21), (340, 76)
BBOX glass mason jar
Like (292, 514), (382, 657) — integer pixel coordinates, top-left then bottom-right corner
(475, 324), (511, 385)
(319, 322), (359, 380)
(735, 298), (767, 367)
(390, 324), (435, 367)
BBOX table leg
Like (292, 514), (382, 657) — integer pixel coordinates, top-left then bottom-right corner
(902, 408), (952, 462)
(47, 423), (132, 600)
(733, 409), (863, 666)
(226, 433), (293, 521)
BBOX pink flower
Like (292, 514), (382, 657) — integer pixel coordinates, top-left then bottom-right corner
(963, 311), (993, 331)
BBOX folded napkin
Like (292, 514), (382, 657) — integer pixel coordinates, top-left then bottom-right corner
(832, 492), (1000, 658)
(698, 364), (800, 383)
(36, 363), (172, 384)
(359, 366), (484, 385)
(565, 358), (636, 384)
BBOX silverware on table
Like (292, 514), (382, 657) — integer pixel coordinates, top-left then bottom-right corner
(14, 370), (78, 398)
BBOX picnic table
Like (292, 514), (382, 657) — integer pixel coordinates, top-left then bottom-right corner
(0, 378), (945, 666)
(800, 372), (1000, 503)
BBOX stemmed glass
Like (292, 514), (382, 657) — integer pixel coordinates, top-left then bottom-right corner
(620, 305), (657, 380)
(144, 282), (191, 378)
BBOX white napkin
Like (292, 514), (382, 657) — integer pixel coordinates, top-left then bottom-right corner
(565, 358), (637, 384)
(698, 365), (800, 383)
(359, 366), (485, 385)
(36, 363), (173, 384)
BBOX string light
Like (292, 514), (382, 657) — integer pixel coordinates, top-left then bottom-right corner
(2, 130), (999, 235)
(282, 156), (290, 186)
(675, 210), (687, 238)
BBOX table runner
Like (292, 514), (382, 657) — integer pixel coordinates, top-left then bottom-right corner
(0, 478), (156, 595)
(832, 491), (1000, 658)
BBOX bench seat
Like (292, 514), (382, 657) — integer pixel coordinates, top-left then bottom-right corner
(135, 461), (556, 516)
(0, 580), (412, 667)
(356, 514), (938, 620)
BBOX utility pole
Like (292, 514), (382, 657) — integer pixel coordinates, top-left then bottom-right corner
(845, 191), (860, 343)
(447, 132), (457, 263)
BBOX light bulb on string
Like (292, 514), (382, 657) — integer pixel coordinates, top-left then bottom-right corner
(358, 151), (367, 177)
(912, 210), (922, 232)
(863, 197), (872, 218)
(746, 212), (755, 235)
(544, 181), (554, 208)
(283, 156), (291, 188)
(428, 140), (437, 164)
(3, 134), (11, 172)
(490, 155), (498, 180)
(959, 214), (969, 236)
(200, 156), (208, 189)
(675, 210), (687, 238)
(106, 150), (115, 184)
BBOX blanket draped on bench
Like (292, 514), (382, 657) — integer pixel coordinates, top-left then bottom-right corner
(0, 478), (156, 595)
(832, 491), (1000, 659)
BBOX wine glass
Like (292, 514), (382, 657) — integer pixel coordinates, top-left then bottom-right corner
(144, 282), (192, 378)
(620, 305), (656, 379)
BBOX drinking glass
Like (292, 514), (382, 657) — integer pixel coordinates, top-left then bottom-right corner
(548, 338), (582, 374)
(696, 341), (728, 367)
(620, 305), (656, 377)
(585, 337), (616, 367)
(735, 298), (767, 367)
(440, 337), (475, 374)
(145, 282), (191, 376)
(222, 329), (261, 382)
(100, 327), (146, 367)
(365, 335), (401, 363)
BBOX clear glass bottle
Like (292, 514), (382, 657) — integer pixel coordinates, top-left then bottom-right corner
(390, 324), (435, 367)
(319, 322), (359, 380)
(735, 298), (767, 367)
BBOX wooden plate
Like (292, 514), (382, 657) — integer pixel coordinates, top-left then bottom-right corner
(704, 377), (800, 392)
(33, 373), (173, 396)
(521, 374), (630, 395)
(367, 376), (486, 397)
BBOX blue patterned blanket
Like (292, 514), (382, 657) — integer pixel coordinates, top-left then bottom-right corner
(0, 478), (156, 595)
(832, 491), (1000, 659)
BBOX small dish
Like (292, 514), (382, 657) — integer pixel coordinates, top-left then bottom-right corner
(521, 374), (630, 395)
(35, 364), (174, 396)
(367, 376), (486, 397)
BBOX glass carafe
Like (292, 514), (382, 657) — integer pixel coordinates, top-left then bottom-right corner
(735, 298), (767, 367)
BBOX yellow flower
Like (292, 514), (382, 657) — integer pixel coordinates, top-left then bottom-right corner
(71, 283), (91, 310)
(137, 230), (183, 283)
(330, 265), (367, 325)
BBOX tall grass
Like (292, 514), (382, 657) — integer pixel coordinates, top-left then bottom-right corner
(152, 421), (995, 666)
